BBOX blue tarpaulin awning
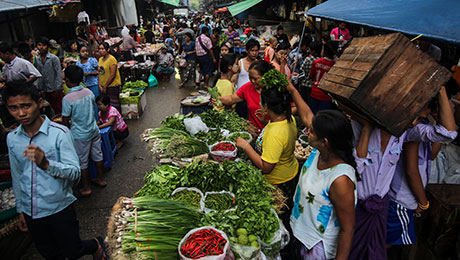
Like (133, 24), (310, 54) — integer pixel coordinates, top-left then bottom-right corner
(306, 0), (460, 44)
(0, 0), (53, 13)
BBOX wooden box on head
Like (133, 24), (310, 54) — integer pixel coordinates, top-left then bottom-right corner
(319, 33), (451, 137)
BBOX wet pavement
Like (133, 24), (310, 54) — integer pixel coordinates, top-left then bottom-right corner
(21, 74), (196, 259)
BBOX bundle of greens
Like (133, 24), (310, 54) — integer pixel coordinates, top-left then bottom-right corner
(199, 110), (248, 133)
(135, 164), (181, 198)
(123, 80), (148, 90)
(121, 197), (202, 259)
(195, 128), (225, 145)
(208, 86), (221, 105)
(165, 135), (209, 158)
(161, 113), (191, 132)
(147, 127), (209, 158)
(260, 69), (289, 93)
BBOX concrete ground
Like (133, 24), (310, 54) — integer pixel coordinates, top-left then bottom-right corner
(21, 74), (196, 259)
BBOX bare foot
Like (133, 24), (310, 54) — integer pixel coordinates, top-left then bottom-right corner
(92, 237), (108, 260)
(94, 179), (107, 187)
(116, 140), (124, 150)
(79, 187), (92, 197)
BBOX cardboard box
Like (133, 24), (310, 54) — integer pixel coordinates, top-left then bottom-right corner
(121, 92), (147, 119)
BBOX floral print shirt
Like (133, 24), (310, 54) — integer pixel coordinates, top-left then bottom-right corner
(290, 149), (357, 259)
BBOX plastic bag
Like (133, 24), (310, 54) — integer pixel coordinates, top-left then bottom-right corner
(171, 187), (204, 212)
(298, 134), (309, 147)
(148, 73), (158, 88)
(231, 242), (261, 260)
(179, 226), (234, 260)
(184, 116), (209, 136)
(258, 210), (290, 260)
(209, 141), (237, 162)
(203, 191), (237, 214)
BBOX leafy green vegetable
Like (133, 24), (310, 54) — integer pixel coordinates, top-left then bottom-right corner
(164, 135), (209, 158)
(172, 190), (202, 209)
(161, 113), (191, 131)
(208, 86), (221, 105)
(200, 110), (248, 133)
(260, 69), (289, 93)
(122, 80), (148, 90)
(226, 132), (251, 143)
(195, 129), (225, 145)
(204, 193), (235, 211)
(136, 160), (279, 242)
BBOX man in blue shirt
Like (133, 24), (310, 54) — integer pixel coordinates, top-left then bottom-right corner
(200, 18), (212, 35)
(4, 83), (108, 260)
(62, 65), (106, 197)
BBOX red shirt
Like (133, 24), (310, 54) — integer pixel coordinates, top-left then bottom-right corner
(309, 58), (335, 101)
(236, 82), (268, 130)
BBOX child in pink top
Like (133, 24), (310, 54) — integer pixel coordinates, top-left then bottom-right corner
(96, 94), (129, 149)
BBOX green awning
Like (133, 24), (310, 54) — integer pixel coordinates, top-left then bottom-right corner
(228, 0), (263, 16)
(158, 0), (179, 7)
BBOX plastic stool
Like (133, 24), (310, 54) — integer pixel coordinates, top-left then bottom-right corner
(99, 126), (118, 168)
(88, 127), (118, 179)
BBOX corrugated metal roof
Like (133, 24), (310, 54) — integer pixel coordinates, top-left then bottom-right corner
(0, 0), (53, 13)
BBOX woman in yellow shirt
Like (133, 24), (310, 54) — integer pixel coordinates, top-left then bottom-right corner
(235, 81), (299, 230)
(98, 42), (122, 112)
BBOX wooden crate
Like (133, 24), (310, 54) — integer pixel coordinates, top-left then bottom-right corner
(319, 33), (451, 136)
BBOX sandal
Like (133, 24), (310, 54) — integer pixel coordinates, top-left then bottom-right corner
(95, 236), (110, 260)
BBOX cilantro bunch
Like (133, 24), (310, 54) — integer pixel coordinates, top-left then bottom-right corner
(260, 69), (289, 93)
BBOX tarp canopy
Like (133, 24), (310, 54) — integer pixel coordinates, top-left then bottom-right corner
(215, 2), (235, 9)
(228, 0), (263, 16)
(158, 0), (179, 7)
(0, 0), (52, 13)
(306, 0), (460, 44)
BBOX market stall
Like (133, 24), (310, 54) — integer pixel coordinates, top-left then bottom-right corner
(106, 108), (313, 259)
(120, 80), (149, 119)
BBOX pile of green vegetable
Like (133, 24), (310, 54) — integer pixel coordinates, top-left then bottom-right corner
(135, 160), (279, 243)
(226, 132), (252, 143)
(121, 197), (201, 259)
(172, 189), (202, 209)
(123, 80), (148, 90)
(199, 110), (249, 133)
(204, 192), (236, 211)
(161, 113), (191, 132)
(146, 127), (209, 158)
(195, 128), (225, 145)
